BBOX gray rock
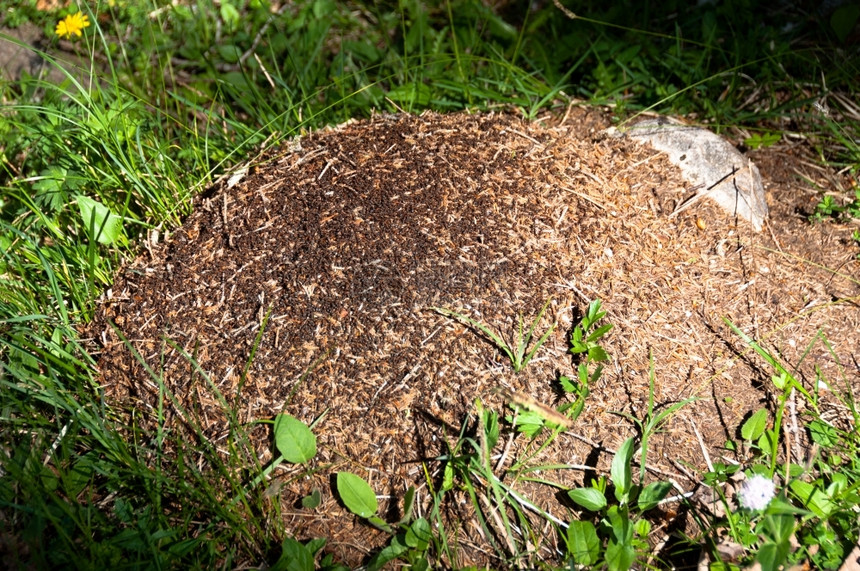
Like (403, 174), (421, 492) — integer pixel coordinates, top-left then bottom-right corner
(623, 117), (768, 231)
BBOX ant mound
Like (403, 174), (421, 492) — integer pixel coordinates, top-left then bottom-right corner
(90, 110), (860, 567)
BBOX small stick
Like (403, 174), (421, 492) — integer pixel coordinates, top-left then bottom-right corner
(690, 419), (714, 473)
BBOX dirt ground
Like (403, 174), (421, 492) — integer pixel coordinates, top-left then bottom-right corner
(85, 107), (860, 567)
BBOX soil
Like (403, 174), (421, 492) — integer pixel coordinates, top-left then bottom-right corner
(84, 108), (860, 568)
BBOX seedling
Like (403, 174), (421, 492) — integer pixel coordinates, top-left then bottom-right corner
(336, 473), (431, 570)
(433, 298), (556, 373)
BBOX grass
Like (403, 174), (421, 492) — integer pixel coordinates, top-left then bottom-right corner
(1, 0), (859, 568)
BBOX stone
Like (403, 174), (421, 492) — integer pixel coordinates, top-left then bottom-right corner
(622, 117), (769, 231)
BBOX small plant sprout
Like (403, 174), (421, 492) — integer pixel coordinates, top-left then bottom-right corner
(335, 473), (430, 570)
(739, 474), (776, 511)
(433, 298), (556, 373)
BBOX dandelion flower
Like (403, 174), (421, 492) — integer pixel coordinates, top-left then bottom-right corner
(55, 12), (91, 40)
(738, 474), (775, 510)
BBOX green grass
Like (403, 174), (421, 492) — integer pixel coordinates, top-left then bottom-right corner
(1, 0), (859, 568)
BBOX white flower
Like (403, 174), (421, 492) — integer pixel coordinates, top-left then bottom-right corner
(738, 474), (775, 510)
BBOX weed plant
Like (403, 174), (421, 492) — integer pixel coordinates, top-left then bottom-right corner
(1, 0), (859, 568)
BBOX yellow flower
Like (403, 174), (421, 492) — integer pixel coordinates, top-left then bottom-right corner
(55, 12), (91, 40)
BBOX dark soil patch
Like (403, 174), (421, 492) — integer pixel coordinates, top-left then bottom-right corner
(85, 109), (860, 568)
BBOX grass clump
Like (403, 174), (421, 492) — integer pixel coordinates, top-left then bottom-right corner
(1, 0), (860, 568)
(433, 298), (557, 373)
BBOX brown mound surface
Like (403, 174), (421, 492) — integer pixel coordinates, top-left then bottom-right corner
(86, 109), (860, 567)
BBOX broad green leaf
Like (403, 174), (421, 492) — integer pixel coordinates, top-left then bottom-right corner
(611, 437), (635, 503)
(336, 472), (377, 518)
(637, 481), (673, 511)
(442, 462), (454, 491)
(216, 44), (242, 63)
(566, 520), (599, 565)
(741, 408), (769, 441)
(559, 375), (577, 393)
(756, 540), (791, 571)
(405, 517), (431, 550)
(387, 82), (432, 107)
(367, 533), (410, 571)
(271, 537), (314, 571)
(567, 487), (607, 511)
(34, 167), (84, 213)
(789, 480), (836, 518)
(220, 2), (240, 32)
(762, 513), (796, 544)
(313, 0), (336, 18)
(771, 372), (789, 390)
(832, 4), (860, 43)
(757, 430), (778, 458)
(634, 518), (651, 537)
(304, 537), (326, 557)
(506, 409), (547, 438)
(606, 537), (636, 571)
(589, 346), (610, 362)
(77, 195), (124, 245)
(605, 505), (635, 570)
(606, 505), (632, 543)
(273, 414), (317, 463)
(808, 419), (839, 448)
(301, 489), (321, 509)
(744, 132), (781, 149)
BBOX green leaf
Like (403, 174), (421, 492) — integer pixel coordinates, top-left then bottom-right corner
(566, 520), (599, 565)
(808, 419), (839, 448)
(559, 375), (577, 393)
(442, 462), (454, 492)
(634, 518), (651, 537)
(367, 535), (410, 571)
(831, 4), (860, 43)
(587, 323), (614, 343)
(757, 430), (778, 458)
(606, 536), (635, 571)
(304, 537), (327, 557)
(483, 408), (500, 450)
(301, 489), (321, 509)
(399, 486), (415, 525)
(567, 487), (607, 511)
(77, 195), (125, 245)
(789, 480), (836, 518)
(506, 409), (547, 438)
(336, 472), (378, 518)
(271, 537), (314, 571)
(741, 408), (769, 441)
(405, 517), (431, 551)
(216, 44), (243, 63)
(33, 167), (84, 213)
(588, 345), (610, 362)
(273, 414), (317, 463)
(367, 515), (393, 533)
(605, 505), (635, 570)
(744, 132), (781, 149)
(637, 481), (672, 511)
(611, 437), (635, 503)
(220, 2), (240, 33)
(387, 82), (432, 108)
(756, 540), (791, 571)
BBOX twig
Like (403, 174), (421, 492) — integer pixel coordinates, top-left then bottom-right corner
(690, 418), (714, 473)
